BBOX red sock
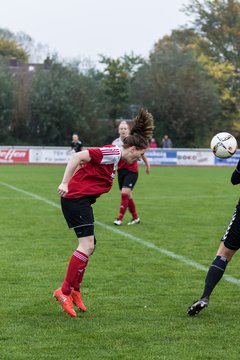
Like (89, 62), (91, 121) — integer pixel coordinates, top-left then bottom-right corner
(118, 193), (129, 221)
(128, 198), (138, 219)
(61, 250), (89, 295)
(74, 269), (87, 291)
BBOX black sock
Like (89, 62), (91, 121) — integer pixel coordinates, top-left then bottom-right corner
(201, 255), (228, 299)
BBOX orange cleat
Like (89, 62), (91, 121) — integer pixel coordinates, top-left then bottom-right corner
(53, 288), (77, 317)
(71, 290), (87, 312)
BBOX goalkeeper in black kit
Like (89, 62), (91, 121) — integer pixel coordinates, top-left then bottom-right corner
(188, 160), (240, 316)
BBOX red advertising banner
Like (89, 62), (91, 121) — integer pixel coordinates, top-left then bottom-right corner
(0, 149), (29, 163)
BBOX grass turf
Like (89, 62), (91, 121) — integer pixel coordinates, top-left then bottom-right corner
(1, 165), (240, 359)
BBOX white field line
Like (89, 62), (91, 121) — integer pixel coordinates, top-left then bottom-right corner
(139, 195), (236, 200)
(1, 180), (240, 285)
(0, 197), (41, 200)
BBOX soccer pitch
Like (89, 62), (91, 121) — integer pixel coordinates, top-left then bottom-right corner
(1, 165), (240, 360)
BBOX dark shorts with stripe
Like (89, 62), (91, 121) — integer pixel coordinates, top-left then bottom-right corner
(221, 203), (240, 250)
(61, 196), (96, 238)
(117, 169), (138, 190)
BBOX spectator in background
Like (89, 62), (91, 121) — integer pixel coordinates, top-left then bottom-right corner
(162, 134), (173, 148)
(149, 138), (158, 148)
(71, 134), (83, 153)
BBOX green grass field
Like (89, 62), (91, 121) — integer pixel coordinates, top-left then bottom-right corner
(1, 165), (240, 360)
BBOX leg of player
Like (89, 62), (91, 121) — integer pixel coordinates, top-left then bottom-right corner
(114, 187), (130, 225)
(187, 242), (237, 316)
(71, 236), (95, 311)
(54, 236), (94, 316)
(127, 192), (140, 225)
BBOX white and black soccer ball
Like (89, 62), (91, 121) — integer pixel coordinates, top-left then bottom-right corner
(210, 132), (238, 159)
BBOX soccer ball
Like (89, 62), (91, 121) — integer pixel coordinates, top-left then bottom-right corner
(210, 132), (238, 159)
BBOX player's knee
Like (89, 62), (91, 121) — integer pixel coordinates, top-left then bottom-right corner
(87, 236), (97, 255)
(77, 236), (94, 256)
(75, 225), (96, 255)
(89, 236), (97, 255)
(122, 188), (131, 196)
(217, 242), (236, 261)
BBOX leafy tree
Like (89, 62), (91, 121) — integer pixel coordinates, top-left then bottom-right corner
(0, 27), (49, 63)
(28, 60), (111, 146)
(158, 28), (239, 135)
(183, 0), (240, 138)
(0, 37), (28, 63)
(184, 0), (240, 69)
(0, 59), (16, 143)
(131, 43), (220, 147)
(100, 54), (145, 119)
(198, 54), (239, 130)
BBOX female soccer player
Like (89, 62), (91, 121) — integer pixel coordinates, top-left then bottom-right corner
(112, 121), (151, 226)
(188, 160), (240, 316)
(54, 109), (154, 317)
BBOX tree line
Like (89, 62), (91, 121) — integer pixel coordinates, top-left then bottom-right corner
(0, 0), (240, 148)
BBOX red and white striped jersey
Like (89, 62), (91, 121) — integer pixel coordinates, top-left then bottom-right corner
(66, 145), (121, 198)
(112, 137), (138, 173)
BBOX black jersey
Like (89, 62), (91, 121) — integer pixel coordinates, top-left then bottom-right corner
(71, 140), (83, 152)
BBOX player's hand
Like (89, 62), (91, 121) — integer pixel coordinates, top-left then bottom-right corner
(79, 160), (85, 168)
(58, 183), (68, 197)
(145, 165), (151, 174)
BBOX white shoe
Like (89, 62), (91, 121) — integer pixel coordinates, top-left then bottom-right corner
(114, 219), (122, 226)
(127, 218), (140, 225)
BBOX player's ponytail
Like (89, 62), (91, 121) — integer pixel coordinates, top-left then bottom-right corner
(123, 108), (154, 149)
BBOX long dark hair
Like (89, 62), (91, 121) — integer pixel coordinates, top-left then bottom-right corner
(123, 109), (154, 149)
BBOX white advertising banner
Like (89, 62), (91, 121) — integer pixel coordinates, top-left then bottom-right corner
(29, 149), (71, 164)
(177, 151), (214, 166)
(1, 147), (238, 166)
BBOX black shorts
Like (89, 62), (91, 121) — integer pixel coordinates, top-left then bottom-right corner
(61, 196), (96, 238)
(221, 203), (240, 250)
(117, 169), (138, 190)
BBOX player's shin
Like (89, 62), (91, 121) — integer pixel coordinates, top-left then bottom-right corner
(201, 255), (228, 299)
(128, 197), (138, 219)
(61, 250), (89, 295)
(118, 193), (129, 221)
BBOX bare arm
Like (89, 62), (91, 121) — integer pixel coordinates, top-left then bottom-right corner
(58, 150), (91, 197)
(142, 154), (151, 174)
